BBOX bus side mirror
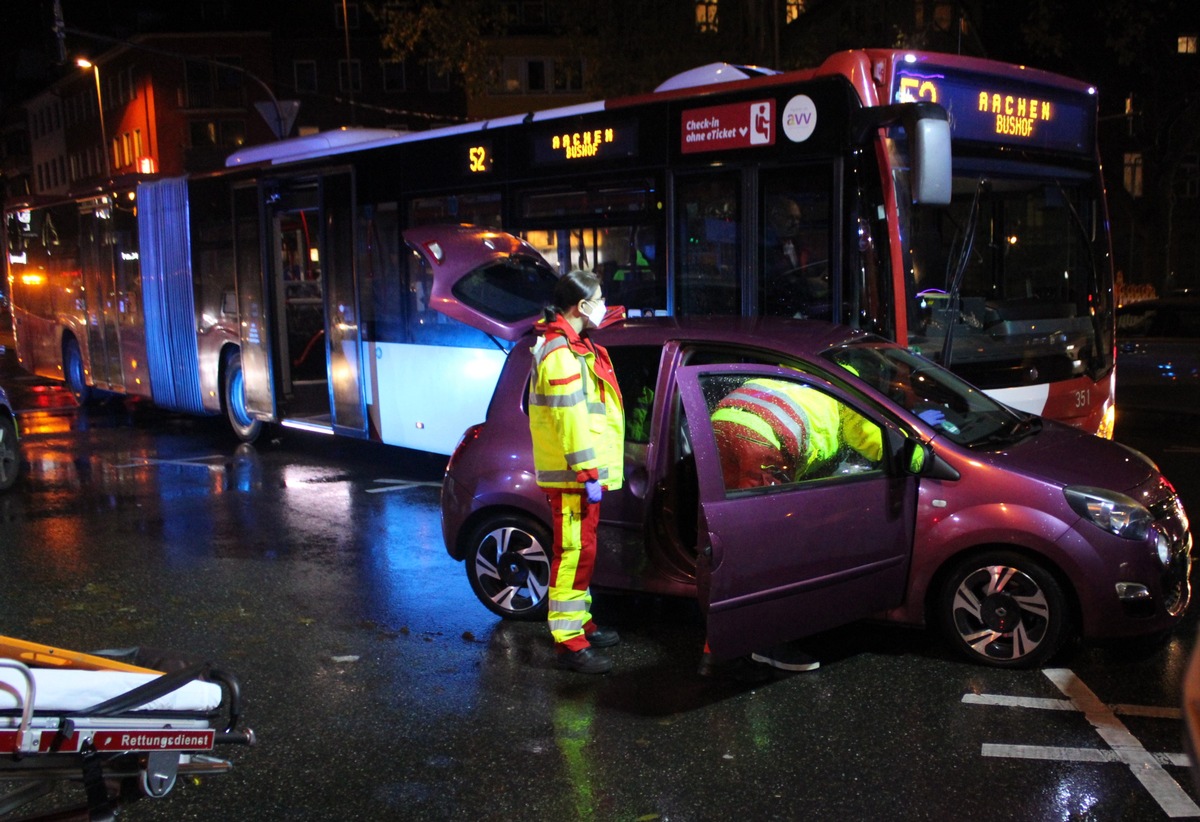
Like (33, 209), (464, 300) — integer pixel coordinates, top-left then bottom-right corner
(910, 112), (951, 206)
(855, 101), (952, 206)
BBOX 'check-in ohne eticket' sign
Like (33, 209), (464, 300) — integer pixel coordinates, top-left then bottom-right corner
(681, 100), (775, 154)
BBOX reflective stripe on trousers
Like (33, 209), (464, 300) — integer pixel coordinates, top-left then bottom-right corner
(546, 489), (599, 652)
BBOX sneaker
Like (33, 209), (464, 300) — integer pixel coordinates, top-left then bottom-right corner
(586, 626), (620, 648)
(750, 645), (820, 672)
(556, 647), (613, 674)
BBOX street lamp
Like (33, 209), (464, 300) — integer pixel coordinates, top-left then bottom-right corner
(75, 57), (111, 178)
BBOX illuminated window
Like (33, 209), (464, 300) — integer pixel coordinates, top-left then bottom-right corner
(1179, 35), (1197, 54)
(1124, 152), (1143, 198)
(695, 0), (718, 33)
(785, 0), (805, 24)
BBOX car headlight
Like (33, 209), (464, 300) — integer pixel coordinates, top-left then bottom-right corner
(1065, 486), (1154, 540)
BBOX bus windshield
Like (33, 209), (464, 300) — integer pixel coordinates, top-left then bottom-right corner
(897, 158), (1113, 391)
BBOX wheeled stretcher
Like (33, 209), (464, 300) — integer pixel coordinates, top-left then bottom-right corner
(0, 635), (255, 821)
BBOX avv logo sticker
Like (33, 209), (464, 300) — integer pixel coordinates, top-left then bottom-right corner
(782, 95), (817, 143)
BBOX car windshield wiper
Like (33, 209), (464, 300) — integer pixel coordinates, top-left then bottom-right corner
(967, 414), (1042, 449)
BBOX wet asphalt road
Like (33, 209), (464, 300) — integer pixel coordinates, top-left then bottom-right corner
(2, 356), (1200, 821)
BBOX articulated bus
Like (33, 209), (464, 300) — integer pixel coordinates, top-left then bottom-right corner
(4, 49), (1115, 454)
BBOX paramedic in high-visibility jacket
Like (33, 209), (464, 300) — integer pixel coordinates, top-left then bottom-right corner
(710, 376), (882, 490)
(529, 270), (626, 674)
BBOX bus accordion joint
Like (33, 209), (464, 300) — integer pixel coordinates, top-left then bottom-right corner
(853, 101), (952, 207)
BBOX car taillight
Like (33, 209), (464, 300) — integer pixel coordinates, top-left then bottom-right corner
(445, 423), (485, 476)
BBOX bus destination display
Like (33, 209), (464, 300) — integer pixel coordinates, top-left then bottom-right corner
(893, 64), (1093, 154)
(531, 122), (638, 165)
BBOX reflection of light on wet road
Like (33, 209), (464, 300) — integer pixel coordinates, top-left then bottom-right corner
(16, 409), (78, 436)
(967, 668), (1199, 818)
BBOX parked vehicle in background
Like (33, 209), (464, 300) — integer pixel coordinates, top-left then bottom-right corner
(437, 235), (1192, 670)
(1116, 296), (1200, 416)
(0, 385), (19, 491)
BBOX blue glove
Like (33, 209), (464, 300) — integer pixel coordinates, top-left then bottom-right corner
(918, 408), (946, 426)
(585, 479), (603, 504)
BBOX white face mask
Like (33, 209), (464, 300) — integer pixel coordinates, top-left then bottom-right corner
(583, 299), (606, 329)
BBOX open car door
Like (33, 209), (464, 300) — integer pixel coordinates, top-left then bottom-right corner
(676, 363), (918, 660)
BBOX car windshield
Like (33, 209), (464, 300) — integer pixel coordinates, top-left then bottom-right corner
(821, 339), (1038, 448)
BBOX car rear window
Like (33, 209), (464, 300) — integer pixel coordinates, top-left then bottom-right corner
(451, 258), (558, 323)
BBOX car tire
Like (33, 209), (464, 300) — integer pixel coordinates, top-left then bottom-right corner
(465, 513), (552, 621)
(939, 550), (1070, 668)
(63, 336), (91, 406)
(223, 350), (262, 443)
(0, 416), (19, 492)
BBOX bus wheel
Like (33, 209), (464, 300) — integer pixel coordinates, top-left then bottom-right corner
(0, 416), (19, 492)
(63, 337), (91, 406)
(465, 513), (552, 620)
(938, 550), (1069, 669)
(223, 350), (262, 443)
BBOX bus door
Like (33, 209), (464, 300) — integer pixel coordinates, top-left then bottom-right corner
(79, 199), (124, 392)
(321, 172), (366, 437)
(265, 172), (365, 435)
(234, 184), (276, 423)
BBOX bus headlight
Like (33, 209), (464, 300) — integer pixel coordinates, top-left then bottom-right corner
(1065, 486), (1153, 540)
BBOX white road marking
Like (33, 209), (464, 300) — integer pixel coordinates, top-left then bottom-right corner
(963, 692), (1183, 719)
(965, 668), (1200, 818)
(366, 478), (443, 494)
(112, 455), (228, 469)
(982, 743), (1191, 768)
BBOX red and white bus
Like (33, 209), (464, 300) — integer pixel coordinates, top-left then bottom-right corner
(4, 49), (1115, 453)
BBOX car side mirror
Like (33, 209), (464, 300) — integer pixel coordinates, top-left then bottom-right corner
(889, 430), (960, 481)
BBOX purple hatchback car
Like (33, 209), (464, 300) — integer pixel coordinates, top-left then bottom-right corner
(427, 230), (1193, 669)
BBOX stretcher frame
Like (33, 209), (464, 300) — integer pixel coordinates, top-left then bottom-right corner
(0, 635), (255, 821)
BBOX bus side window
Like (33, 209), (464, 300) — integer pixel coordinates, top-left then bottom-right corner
(359, 203), (403, 343)
(675, 173), (741, 316)
(760, 166), (833, 321)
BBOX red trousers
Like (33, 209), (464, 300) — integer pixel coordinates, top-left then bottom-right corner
(545, 489), (600, 652)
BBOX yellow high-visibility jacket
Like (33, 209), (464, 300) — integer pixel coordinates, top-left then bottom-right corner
(529, 316), (625, 491)
(711, 378), (881, 479)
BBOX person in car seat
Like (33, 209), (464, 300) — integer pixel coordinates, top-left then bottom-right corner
(529, 270), (626, 674)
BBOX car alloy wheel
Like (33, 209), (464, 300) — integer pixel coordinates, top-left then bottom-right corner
(940, 550), (1068, 668)
(465, 514), (552, 620)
